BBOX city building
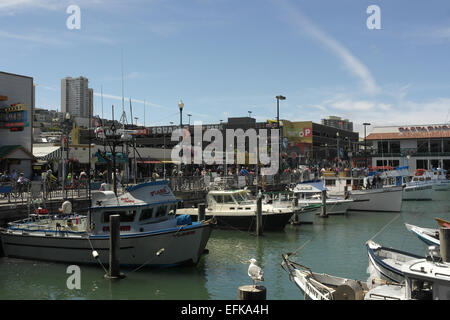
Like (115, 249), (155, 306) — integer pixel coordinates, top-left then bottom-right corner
(78, 117), (359, 176)
(321, 116), (354, 132)
(366, 124), (450, 172)
(0, 71), (36, 177)
(61, 76), (93, 120)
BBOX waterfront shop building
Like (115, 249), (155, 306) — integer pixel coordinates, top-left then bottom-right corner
(79, 117), (358, 178)
(0, 71), (35, 178)
(366, 124), (450, 173)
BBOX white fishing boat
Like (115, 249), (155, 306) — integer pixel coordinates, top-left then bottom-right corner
(292, 182), (353, 215)
(0, 181), (215, 267)
(377, 166), (433, 200)
(177, 188), (293, 231)
(321, 175), (403, 212)
(262, 191), (318, 224)
(366, 240), (424, 283)
(405, 223), (440, 247)
(281, 253), (369, 300)
(365, 255), (450, 300)
(412, 168), (450, 192)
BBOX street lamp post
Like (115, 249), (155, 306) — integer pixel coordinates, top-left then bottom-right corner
(336, 132), (340, 164)
(178, 100), (184, 172)
(178, 99), (184, 128)
(275, 95), (286, 176)
(363, 122), (371, 169)
(62, 112), (71, 197)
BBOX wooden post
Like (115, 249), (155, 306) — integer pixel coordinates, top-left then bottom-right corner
(198, 203), (206, 222)
(292, 194), (299, 224)
(256, 194), (263, 236)
(440, 227), (450, 263)
(238, 285), (266, 300)
(105, 214), (125, 279)
(320, 189), (328, 218)
(344, 185), (348, 199)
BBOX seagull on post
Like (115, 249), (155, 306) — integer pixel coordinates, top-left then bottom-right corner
(247, 258), (264, 288)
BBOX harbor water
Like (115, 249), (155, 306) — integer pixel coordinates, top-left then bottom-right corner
(0, 197), (449, 300)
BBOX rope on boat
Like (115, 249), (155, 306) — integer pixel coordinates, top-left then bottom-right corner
(368, 213), (401, 241)
(86, 236), (109, 275)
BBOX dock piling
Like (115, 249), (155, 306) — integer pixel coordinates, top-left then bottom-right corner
(105, 214), (125, 280)
(198, 203), (206, 222)
(238, 285), (266, 300)
(256, 193), (263, 236)
(440, 227), (450, 263)
(320, 189), (328, 218)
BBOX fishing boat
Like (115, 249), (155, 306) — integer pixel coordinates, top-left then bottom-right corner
(366, 240), (424, 283)
(321, 175), (403, 212)
(177, 188), (293, 231)
(412, 168), (450, 192)
(262, 191), (318, 224)
(292, 182), (353, 215)
(405, 223), (440, 247)
(0, 181), (215, 267)
(365, 255), (450, 300)
(281, 253), (369, 300)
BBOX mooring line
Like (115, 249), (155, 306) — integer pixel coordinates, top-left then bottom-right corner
(368, 213), (401, 241)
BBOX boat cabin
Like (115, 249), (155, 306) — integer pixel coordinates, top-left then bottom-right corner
(206, 190), (255, 212)
(89, 181), (180, 234)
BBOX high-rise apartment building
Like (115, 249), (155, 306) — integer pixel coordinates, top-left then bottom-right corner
(321, 116), (354, 132)
(61, 76), (93, 118)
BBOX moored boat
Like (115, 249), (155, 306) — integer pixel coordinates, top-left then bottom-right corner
(281, 253), (369, 300)
(405, 223), (440, 247)
(0, 180), (215, 267)
(177, 188), (293, 231)
(366, 240), (424, 283)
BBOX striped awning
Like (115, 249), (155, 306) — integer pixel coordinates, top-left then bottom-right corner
(33, 145), (62, 161)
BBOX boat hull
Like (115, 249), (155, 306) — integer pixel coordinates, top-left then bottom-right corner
(403, 184), (433, 201)
(178, 211), (292, 231)
(0, 222), (213, 267)
(348, 187), (403, 212)
(366, 241), (423, 284)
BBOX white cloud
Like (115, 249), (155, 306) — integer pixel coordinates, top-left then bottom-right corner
(272, 0), (380, 95)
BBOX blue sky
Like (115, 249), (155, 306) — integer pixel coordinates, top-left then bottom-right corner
(1, 0), (450, 136)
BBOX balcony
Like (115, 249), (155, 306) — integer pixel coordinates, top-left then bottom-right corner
(354, 148), (450, 158)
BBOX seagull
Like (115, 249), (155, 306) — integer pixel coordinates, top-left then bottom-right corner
(247, 258), (264, 288)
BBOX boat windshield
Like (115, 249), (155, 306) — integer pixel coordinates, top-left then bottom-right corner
(233, 192), (253, 204)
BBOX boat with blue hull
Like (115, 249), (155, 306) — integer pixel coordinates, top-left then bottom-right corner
(0, 181), (215, 267)
(405, 223), (440, 247)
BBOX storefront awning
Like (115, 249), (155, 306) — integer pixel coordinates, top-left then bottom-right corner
(33, 145), (61, 161)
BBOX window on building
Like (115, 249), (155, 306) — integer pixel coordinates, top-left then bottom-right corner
(389, 141), (400, 154)
(377, 141), (388, 154)
(443, 139), (450, 153)
(430, 159), (440, 169)
(430, 140), (441, 153)
(417, 140), (429, 153)
(416, 159), (428, 169)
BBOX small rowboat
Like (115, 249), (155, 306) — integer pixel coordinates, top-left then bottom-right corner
(366, 240), (424, 283)
(405, 223), (440, 246)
